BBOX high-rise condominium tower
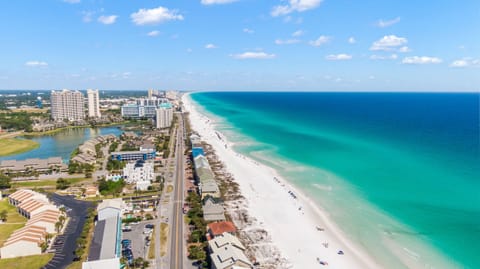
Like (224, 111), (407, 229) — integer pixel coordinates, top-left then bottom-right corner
(87, 89), (101, 118)
(50, 89), (85, 121)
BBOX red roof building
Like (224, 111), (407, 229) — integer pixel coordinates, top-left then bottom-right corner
(207, 221), (237, 240)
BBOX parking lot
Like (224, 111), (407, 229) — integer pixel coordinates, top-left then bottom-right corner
(42, 194), (94, 269)
(122, 220), (156, 261)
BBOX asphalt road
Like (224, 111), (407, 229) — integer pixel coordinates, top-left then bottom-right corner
(170, 113), (185, 269)
(42, 194), (94, 269)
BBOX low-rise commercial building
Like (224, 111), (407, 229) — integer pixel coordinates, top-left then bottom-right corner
(110, 149), (156, 161)
(82, 199), (123, 269)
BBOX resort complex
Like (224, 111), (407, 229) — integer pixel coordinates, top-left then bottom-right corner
(0, 189), (62, 259)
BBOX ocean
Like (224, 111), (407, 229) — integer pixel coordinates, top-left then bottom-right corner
(189, 92), (480, 269)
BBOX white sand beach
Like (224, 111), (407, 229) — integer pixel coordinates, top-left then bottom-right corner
(183, 94), (381, 269)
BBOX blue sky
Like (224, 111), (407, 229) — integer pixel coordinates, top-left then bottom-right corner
(0, 0), (479, 92)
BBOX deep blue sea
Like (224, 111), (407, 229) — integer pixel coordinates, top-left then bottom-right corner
(190, 92), (480, 269)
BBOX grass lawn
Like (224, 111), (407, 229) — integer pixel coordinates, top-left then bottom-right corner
(0, 200), (27, 247)
(160, 223), (169, 257)
(11, 177), (91, 188)
(0, 253), (53, 269)
(0, 198), (27, 247)
(66, 261), (82, 269)
(0, 138), (39, 156)
(148, 227), (156, 259)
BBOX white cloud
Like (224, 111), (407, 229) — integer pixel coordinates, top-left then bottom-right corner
(370, 35), (407, 51)
(275, 39), (300, 45)
(450, 59), (469, 68)
(243, 28), (254, 34)
(309, 35), (331, 47)
(63, 0), (80, 3)
(398, 46), (410, 53)
(376, 17), (401, 28)
(186, 48), (193, 53)
(325, 54), (352, 60)
(370, 54), (398, 60)
(450, 58), (480, 68)
(231, 52), (276, 59)
(82, 11), (95, 23)
(205, 44), (218, 49)
(25, 61), (48, 67)
(348, 37), (356, 44)
(271, 0), (323, 17)
(292, 30), (304, 37)
(201, 0), (237, 4)
(147, 30), (160, 37)
(402, 56), (442, 64)
(98, 15), (118, 25)
(131, 6), (184, 25)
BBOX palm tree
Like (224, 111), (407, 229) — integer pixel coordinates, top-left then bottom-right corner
(59, 215), (66, 226)
(55, 221), (62, 233)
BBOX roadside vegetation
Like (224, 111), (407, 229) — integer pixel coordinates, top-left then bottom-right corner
(71, 207), (96, 266)
(160, 223), (169, 257)
(185, 192), (208, 268)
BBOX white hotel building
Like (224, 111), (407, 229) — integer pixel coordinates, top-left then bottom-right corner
(122, 160), (154, 191)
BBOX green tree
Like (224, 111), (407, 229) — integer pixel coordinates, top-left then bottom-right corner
(0, 172), (11, 189)
(55, 221), (63, 233)
(56, 178), (70, 190)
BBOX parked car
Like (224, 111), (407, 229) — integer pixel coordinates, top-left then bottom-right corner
(145, 224), (154, 229)
(121, 239), (131, 249)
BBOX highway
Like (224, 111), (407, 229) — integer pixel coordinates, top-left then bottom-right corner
(170, 112), (186, 269)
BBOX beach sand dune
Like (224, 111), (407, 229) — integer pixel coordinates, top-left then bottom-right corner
(183, 94), (381, 269)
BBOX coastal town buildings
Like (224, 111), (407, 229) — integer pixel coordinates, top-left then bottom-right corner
(147, 89), (165, 99)
(0, 157), (67, 175)
(87, 89), (101, 118)
(121, 97), (171, 118)
(50, 89), (85, 121)
(82, 199), (123, 269)
(0, 189), (61, 259)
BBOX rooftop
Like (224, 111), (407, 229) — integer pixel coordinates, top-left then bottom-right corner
(208, 221), (237, 237)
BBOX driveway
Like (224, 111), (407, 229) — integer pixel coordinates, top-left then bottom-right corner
(42, 194), (94, 269)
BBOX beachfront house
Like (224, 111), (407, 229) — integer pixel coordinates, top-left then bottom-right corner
(199, 180), (221, 199)
(207, 221), (237, 240)
(203, 197), (226, 222)
(208, 232), (252, 269)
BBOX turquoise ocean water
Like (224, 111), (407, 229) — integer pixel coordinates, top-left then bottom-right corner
(189, 92), (480, 269)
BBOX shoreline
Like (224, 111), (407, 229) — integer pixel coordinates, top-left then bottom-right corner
(0, 138), (40, 157)
(24, 122), (128, 137)
(183, 94), (381, 268)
